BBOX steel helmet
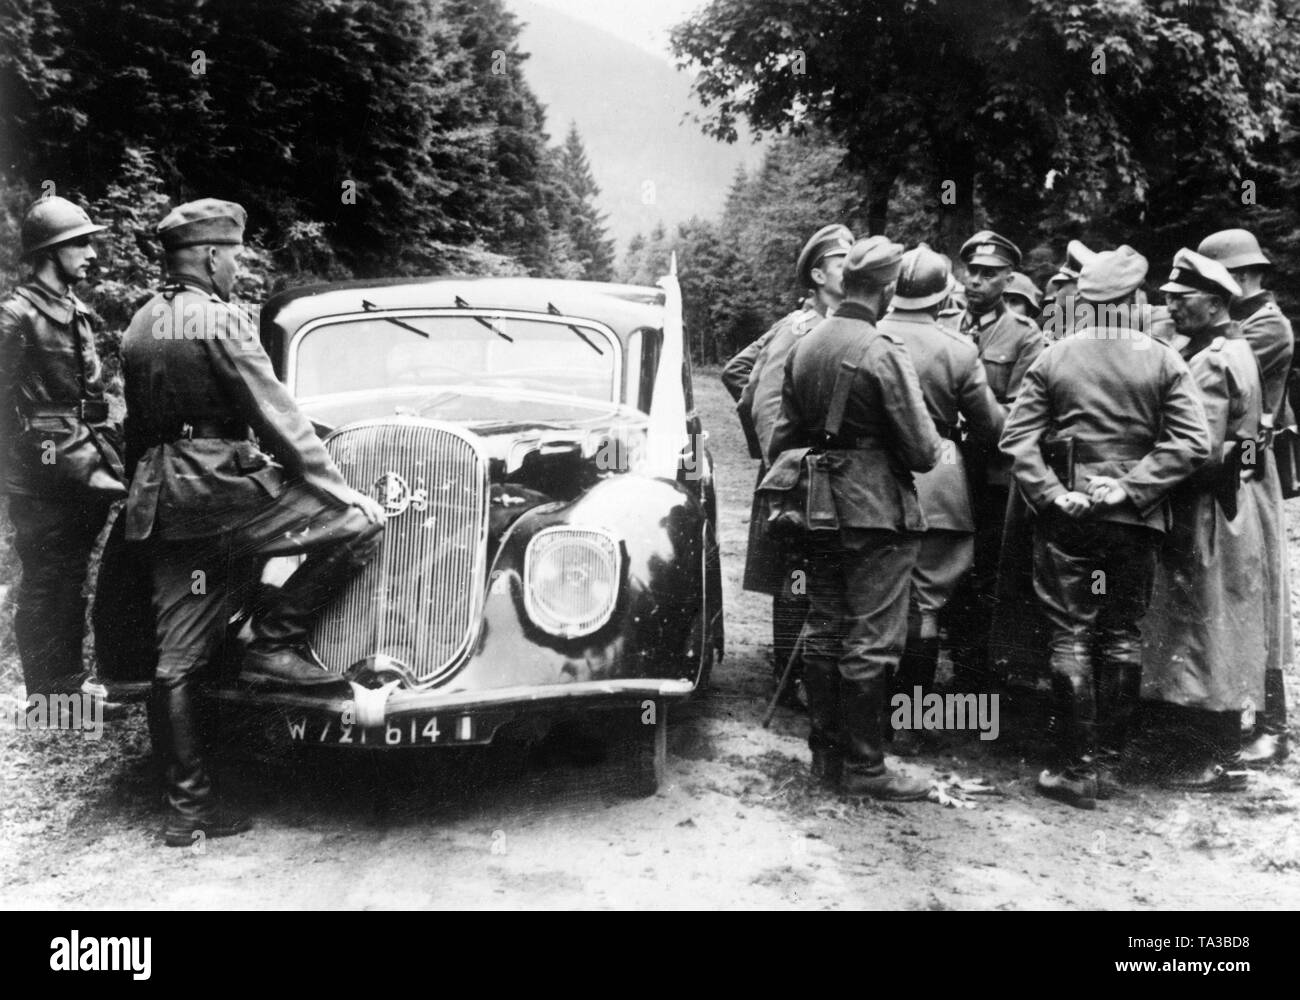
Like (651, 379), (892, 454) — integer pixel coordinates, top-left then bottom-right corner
(1004, 272), (1043, 313)
(1196, 228), (1271, 270)
(892, 244), (952, 309)
(21, 196), (106, 256)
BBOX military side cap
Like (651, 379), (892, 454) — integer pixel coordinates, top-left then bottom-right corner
(959, 230), (1021, 268)
(892, 243), (952, 309)
(1159, 248), (1242, 300)
(1197, 228), (1271, 271)
(842, 235), (905, 286)
(796, 224), (854, 288)
(1078, 245), (1148, 302)
(1004, 272), (1043, 312)
(158, 198), (247, 251)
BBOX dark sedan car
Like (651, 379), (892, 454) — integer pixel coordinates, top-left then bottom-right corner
(208, 272), (723, 794)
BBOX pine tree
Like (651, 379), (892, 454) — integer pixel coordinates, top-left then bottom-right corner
(557, 122), (615, 280)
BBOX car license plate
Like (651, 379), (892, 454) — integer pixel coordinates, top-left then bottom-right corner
(285, 712), (478, 747)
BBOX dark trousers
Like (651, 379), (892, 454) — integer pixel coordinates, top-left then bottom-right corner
(945, 483), (1009, 681)
(1033, 512), (1158, 765)
(7, 493), (114, 695)
(92, 507), (159, 686)
(800, 529), (919, 776)
(149, 483), (382, 819)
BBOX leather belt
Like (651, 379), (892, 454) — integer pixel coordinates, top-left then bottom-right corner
(823, 434), (885, 450)
(29, 400), (108, 422)
(145, 418), (248, 446)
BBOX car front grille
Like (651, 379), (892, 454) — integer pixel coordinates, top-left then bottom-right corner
(310, 419), (490, 686)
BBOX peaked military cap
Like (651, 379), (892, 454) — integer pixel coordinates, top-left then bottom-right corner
(1160, 248), (1242, 300)
(959, 230), (1021, 269)
(795, 224), (855, 288)
(1003, 272), (1043, 313)
(1197, 228), (1271, 271)
(1078, 245), (1147, 302)
(842, 236), (905, 286)
(158, 198), (247, 251)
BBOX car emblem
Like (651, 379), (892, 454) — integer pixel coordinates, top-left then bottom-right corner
(373, 472), (411, 517)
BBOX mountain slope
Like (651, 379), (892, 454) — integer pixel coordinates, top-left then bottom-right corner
(509, 0), (763, 255)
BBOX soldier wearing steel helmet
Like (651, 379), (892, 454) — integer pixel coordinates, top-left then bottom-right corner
(120, 198), (385, 845)
(0, 196), (130, 705)
(1197, 228), (1294, 766)
(880, 245), (1003, 755)
(767, 236), (942, 799)
(723, 224), (853, 708)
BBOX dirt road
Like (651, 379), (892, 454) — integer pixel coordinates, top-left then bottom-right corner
(2, 367), (1298, 910)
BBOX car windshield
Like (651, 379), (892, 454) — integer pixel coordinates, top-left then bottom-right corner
(293, 312), (620, 402)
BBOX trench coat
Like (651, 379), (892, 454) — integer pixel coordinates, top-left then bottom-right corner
(1142, 331), (1268, 713)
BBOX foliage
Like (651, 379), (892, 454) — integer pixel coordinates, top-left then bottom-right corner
(671, 0), (1300, 265)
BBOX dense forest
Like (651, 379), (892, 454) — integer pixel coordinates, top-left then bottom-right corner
(621, 0), (1300, 363)
(0, 0), (614, 333)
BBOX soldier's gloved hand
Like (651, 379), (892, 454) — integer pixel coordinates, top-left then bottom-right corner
(1085, 475), (1128, 510)
(1053, 491), (1092, 518)
(351, 493), (386, 525)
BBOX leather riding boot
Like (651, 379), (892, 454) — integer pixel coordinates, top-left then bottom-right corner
(842, 679), (886, 779)
(892, 637), (941, 756)
(802, 655), (842, 757)
(251, 523), (382, 648)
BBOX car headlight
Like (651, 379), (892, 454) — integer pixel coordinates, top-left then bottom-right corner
(524, 527), (622, 638)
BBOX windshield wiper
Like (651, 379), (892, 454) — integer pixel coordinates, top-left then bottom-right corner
(362, 298), (428, 338)
(548, 302), (603, 355)
(454, 296), (514, 342)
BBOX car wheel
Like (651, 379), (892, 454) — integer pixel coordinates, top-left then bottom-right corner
(611, 702), (667, 797)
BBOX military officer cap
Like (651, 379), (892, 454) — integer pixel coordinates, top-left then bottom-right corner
(795, 223), (854, 289)
(1196, 228), (1271, 271)
(892, 243), (952, 309)
(158, 198), (247, 251)
(1078, 245), (1147, 302)
(1159, 247), (1242, 301)
(958, 230), (1021, 269)
(1004, 272), (1043, 313)
(1045, 239), (1097, 291)
(842, 235), (905, 286)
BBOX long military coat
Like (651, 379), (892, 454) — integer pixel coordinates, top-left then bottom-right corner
(1142, 330), (1268, 713)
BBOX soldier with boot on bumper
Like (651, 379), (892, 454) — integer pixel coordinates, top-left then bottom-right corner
(766, 236), (942, 800)
(1000, 246), (1210, 809)
(121, 198), (384, 845)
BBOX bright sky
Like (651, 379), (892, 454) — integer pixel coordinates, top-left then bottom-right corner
(526, 0), (707, 59)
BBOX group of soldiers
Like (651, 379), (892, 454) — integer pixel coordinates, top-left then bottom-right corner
(725, 223), (1295, 807)
(2, 196), (383, 844)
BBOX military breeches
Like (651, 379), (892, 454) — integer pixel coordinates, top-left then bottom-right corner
(799, 529), (920, 771)
(7, 493), (114, 694)
(910, 531), (974, 639)
(151, 482), (382, 682)
(1033, 512), (1158, 759)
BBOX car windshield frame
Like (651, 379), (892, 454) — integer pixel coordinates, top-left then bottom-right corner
(285, 307), (625, 405)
